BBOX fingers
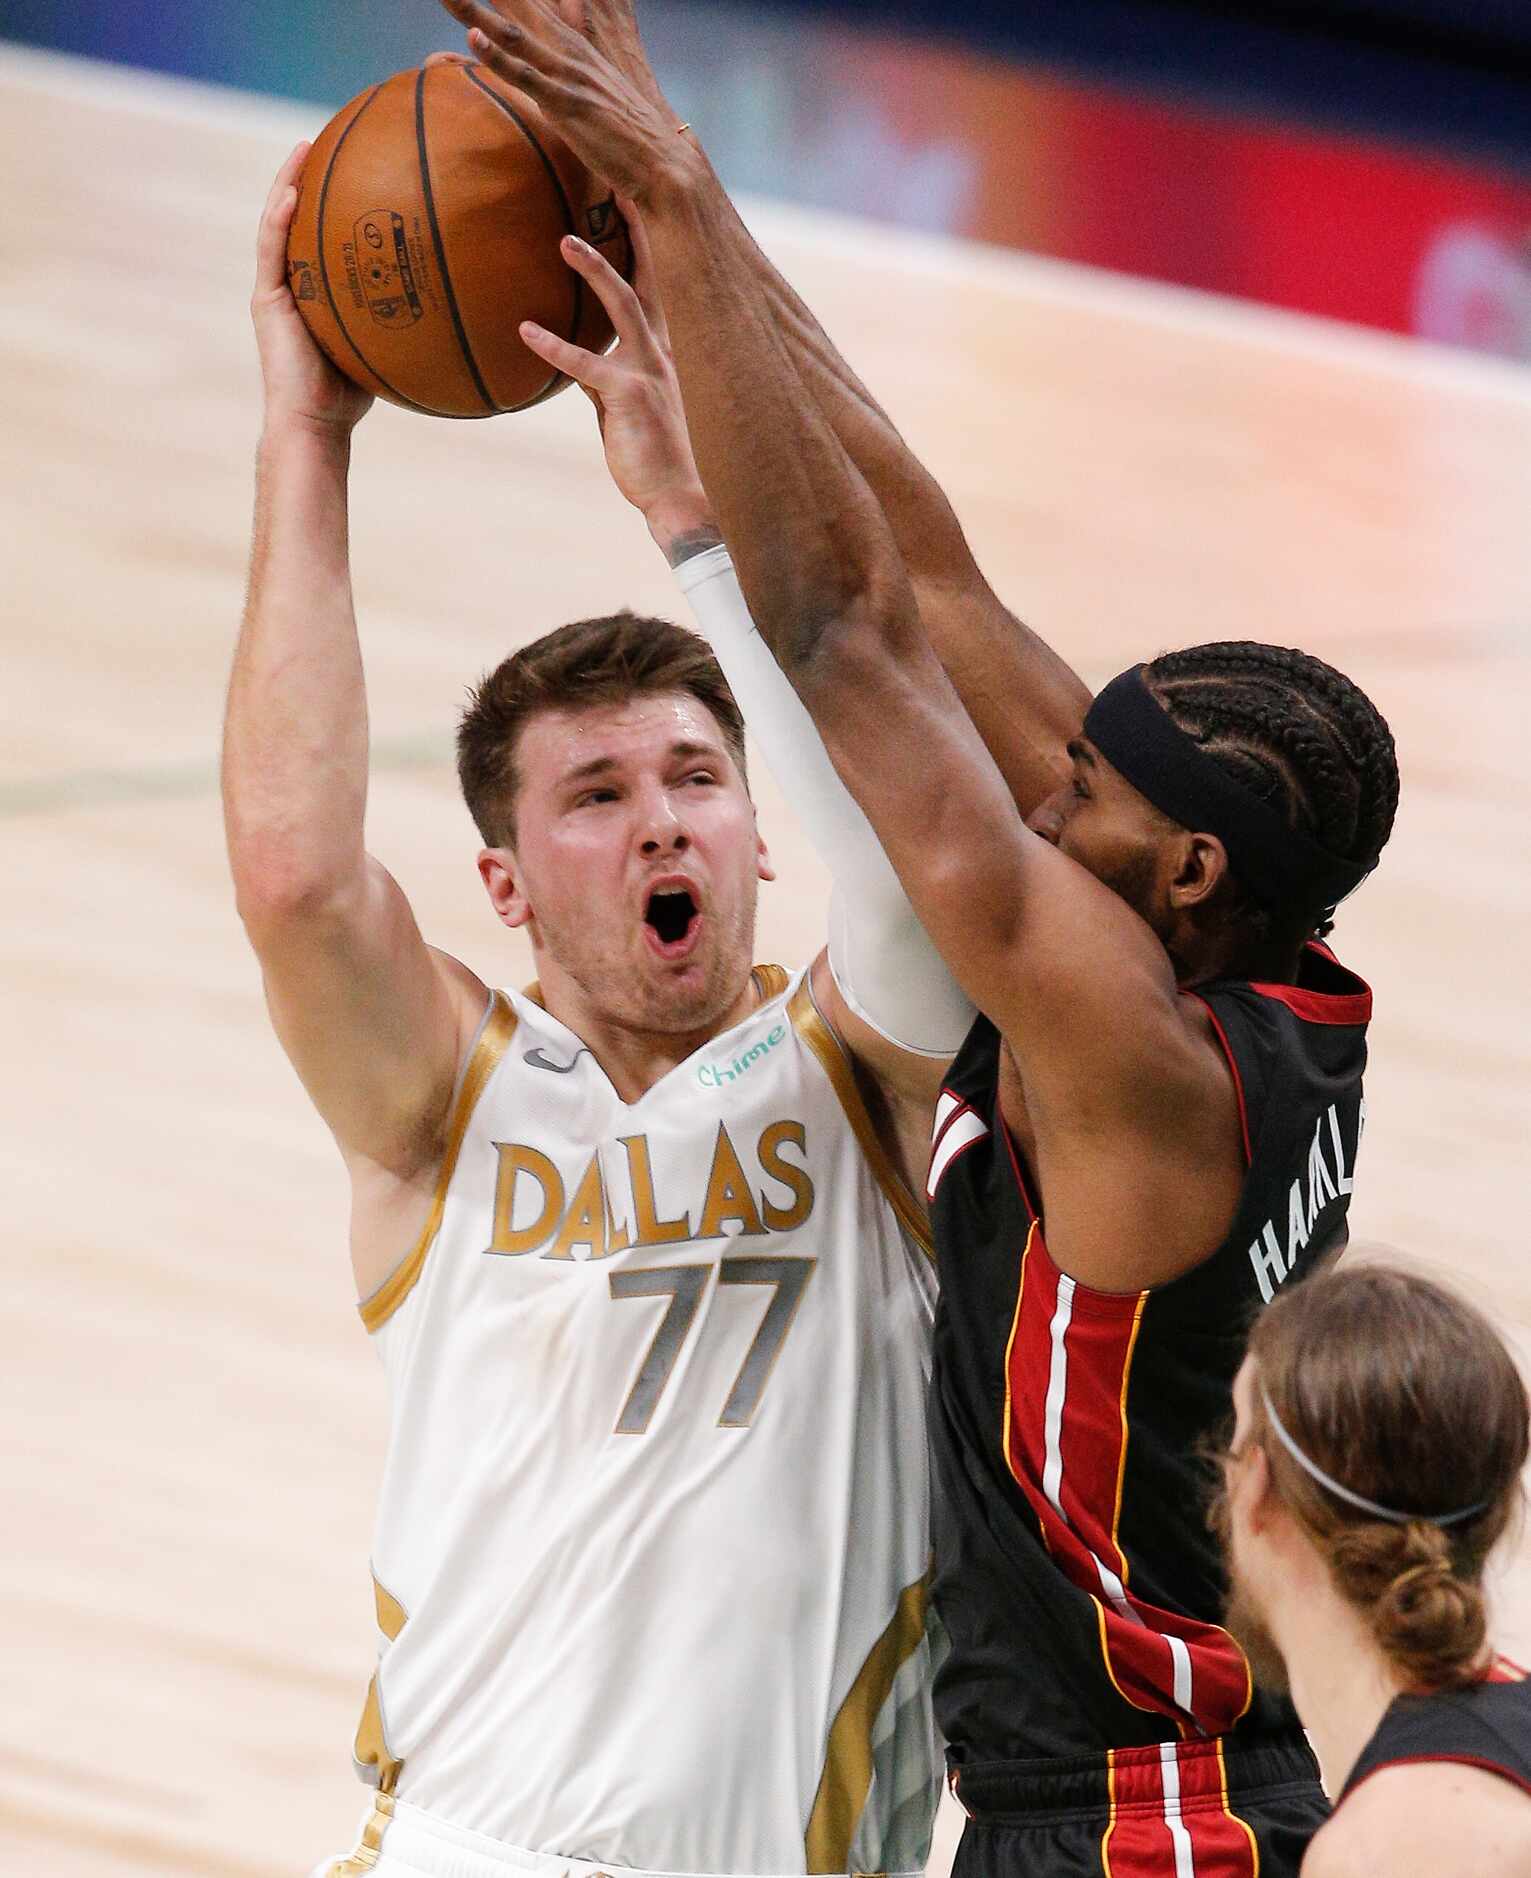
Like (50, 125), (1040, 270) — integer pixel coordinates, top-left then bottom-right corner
(254, 141), (311, 294)
(617, 195), (669, 346)
(440, 0), (568, 85)
(558, 232), (655, 353)
(423, 49), (474, 68)
(520, 317), (613, 394)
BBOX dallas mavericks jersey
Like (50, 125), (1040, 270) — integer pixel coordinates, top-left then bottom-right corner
(351, 966), (939, 1874)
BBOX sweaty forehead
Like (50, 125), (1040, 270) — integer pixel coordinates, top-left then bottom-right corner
(517, 692), (731, 786)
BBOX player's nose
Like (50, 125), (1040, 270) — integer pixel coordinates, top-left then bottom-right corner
(636, 787), (691, 854)
(1026, 795), (1066, 846)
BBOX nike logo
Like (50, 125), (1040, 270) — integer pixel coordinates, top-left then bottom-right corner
(524, 1046), (589, 1075)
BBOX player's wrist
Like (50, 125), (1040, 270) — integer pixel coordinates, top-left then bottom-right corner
(637, 135), (716, 218)
(259, 406), (361, 458)
(645, 489), (719, 564)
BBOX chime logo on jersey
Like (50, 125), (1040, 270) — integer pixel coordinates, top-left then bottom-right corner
(481, 1121), (817, 1261)
(696, 1022), (788, 1090)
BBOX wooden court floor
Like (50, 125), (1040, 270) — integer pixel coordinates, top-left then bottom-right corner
(2, 40), (1530, 1878)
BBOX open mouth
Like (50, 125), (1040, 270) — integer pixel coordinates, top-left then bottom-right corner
(644, 885), (701, 955)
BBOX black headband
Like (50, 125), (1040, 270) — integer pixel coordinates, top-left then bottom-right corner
(1082, 667), (1371, 911)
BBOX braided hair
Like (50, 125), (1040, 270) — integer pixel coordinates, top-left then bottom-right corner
(1143, 643), (1399, 934)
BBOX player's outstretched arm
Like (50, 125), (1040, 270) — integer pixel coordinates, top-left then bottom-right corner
(519, 211), (973, 1189)
(225, 146), (484, 1234)
(499, 5), (1088, 815)
(442, 0), (1228, 1281)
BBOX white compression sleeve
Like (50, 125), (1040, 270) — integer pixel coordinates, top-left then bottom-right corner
(675, 543), (974, 1057)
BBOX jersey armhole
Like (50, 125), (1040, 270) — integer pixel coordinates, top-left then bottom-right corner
(787, 974), (934, 1262)
(1343, 1752), (1531, 1807)
(357, 990), (519, 1333)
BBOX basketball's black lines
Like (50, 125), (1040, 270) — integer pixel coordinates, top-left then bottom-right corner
(314, 85), (435, 418)
(463, 66), (582, 412)
(417, 66), (496, 417)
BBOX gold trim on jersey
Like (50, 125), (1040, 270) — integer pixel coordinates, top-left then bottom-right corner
(353, 1574), (409, 1797)
(358, 991), (518, 1333)
(373, 1574), (408, 1642)
(1099, 1750), (1118, 1877)
(1109, 1292), (1148, 1584)
(1216, 1738), (1262, 1876)
(786, 978), (933, 1261)
(752, 962), (790, 1004)
(804, 1571), (930, 1873)
(325, 1793), (395, 1873)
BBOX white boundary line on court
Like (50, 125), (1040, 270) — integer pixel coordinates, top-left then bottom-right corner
(5, 36), (1529, 411)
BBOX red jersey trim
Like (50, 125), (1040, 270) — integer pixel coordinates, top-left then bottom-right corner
(1343, 1752), (1531, 1806)
(1184, 992), (1252, 1167)
(1249, 942), (1373, 1027)
(1248, 980), (1373, 1026)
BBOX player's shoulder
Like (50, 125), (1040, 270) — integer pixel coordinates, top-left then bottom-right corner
(1309, 1761), (1531, 1875)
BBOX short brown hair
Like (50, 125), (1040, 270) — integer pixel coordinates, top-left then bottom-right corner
(457, 611), (748, 847)
(1247, 1266), (1528, 1689)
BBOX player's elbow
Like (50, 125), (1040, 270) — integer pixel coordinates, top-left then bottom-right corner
(790, 566), (921, 700)
(228, 836), (357, 947)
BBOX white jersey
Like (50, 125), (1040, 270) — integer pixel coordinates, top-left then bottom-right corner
(351, 965), (939, 1875)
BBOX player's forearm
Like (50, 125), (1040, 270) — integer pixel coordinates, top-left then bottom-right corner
(223, 421), (370, 920)
(708, 199), (1090, 811)
(642, 160), (918, 682)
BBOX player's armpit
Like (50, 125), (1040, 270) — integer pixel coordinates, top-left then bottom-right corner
(248, 853), (486, 1184)
(808, 950), (947, 1208)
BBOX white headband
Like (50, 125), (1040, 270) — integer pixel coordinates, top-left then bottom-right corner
(1259, 1384), (1491, 1529)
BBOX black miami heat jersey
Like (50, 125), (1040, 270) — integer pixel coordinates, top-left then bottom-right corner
(1339, 1659), (1531, 1808)
(927, 942), (1371, 1782)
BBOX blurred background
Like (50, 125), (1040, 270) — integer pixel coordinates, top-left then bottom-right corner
(5, 0), (1531, 356)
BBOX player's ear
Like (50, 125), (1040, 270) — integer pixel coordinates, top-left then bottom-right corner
(1239, 1442), (1278, 1535)
(1168, 831), (1230, 912)
(479, 847), (532, 929)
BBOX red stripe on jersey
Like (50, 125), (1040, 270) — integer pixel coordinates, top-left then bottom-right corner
(1001, 1223), (1253, 1736)
(1102, 1743), (1261, 1877)
(1489, 1655), (1529, 1683)
(1248, 979), (1372, 1026)
(1101, 1748), (1178, 1877)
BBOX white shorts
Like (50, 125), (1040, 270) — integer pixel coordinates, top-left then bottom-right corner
(309, 1796), (903, 1878)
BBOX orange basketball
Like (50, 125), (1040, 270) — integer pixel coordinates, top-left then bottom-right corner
(286, 62), (632, 418)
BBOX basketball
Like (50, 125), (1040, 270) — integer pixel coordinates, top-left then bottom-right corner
(286, 61), (632, 418)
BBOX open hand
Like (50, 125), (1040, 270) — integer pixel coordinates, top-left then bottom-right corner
(437, 0), (698, 206)
(251, 143), (374, 436)
(520, 205), (713, 550)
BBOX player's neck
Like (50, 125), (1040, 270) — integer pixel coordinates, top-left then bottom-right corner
(537, 964), (761, 1104)
(1171, 921), (1306, 991)
(1272, 1575), (1402, 1798)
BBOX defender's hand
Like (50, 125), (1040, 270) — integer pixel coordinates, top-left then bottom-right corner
(521, 206), (713, 551)
(252, 143), (374, 437)
(438, 0), (700, 206)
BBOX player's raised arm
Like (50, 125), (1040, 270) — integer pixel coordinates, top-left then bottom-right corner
(518, 214), (975, 1191)
(495, 8), (1088, 816)
(224, 146), (484, 1236)
(442, 1), (1174, 1055)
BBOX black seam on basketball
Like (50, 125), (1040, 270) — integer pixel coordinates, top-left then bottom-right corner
(463, 67), (578, 410)
(314, 86), (438, 417)
(418, 66), (496, 416)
